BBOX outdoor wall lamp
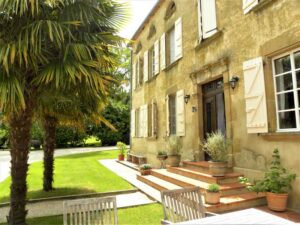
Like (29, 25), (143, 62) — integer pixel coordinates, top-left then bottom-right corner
(184, 94), (191, 104)
(229, 76), (240, 89)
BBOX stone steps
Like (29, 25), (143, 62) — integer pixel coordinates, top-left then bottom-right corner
(182, 161), (233, 173)
(136, 174), (181, 191)
(168, 167), (242, 185)
(151, 169), (248, 196)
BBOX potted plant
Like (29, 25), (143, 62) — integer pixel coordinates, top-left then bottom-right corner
(116, 141), (127, 161)
(248, 149), (296, 212)
(140, 164), (152, 176)
(205, 184), (221, 204)
(166, 136), (182, 167)
(202, 131), (231, 177)
(157, 151), (168, 169)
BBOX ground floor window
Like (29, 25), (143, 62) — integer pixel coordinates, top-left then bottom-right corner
(169, 94), (177, 135)
(273, 48), (300, 131)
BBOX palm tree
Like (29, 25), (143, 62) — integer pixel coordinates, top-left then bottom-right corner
(0, 1), (126, 224)
(39, 88), (115, 191)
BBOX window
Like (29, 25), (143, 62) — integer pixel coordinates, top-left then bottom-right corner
(136, 57), (143, 87)
(197, 0), (217, 40)
(169, 94), (177, 135)
(273, 49), (300, 131)
(148, 101), (157, 138)
(135, 108), (140, 137)
(148, 47), (155, 79)
(167, 27), (176, 65)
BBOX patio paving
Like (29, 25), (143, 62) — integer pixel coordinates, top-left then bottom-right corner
(99, 159), (162, 201)
(0, 191), (154, 223)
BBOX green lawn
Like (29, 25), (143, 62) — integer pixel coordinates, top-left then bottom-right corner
(0, 203), (164, 225)
(0, 150), (133, 203)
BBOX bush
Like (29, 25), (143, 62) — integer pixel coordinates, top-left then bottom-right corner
(56, 126), (87, 148)
(0, 126), (9, 148)
(202, 131), (231, 162)
(207, 184), (220, 192)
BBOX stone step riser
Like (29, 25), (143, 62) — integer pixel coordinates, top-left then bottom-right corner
(137, 175), (167, 192)
(207, 197), (267, 213)
(151, 170), (247, 197)
(167, 167), (239, 185)
(182, 164), (210, 173)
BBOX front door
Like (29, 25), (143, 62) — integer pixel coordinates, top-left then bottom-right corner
(202, 78), (226, 160)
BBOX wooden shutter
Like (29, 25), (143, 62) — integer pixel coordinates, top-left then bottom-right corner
(166, 95), (170, 137)
(160, 33), (166, 70)
(243, 0), (258, 14)
(176, 90), (185, 136)
(174, 17), (183, 60)
(140, 105), (148, 137)
(197, 0), (203, 42)
(132, 62), (136, 90)
(136, 55), (140, 86)
(243, 57), (268, 133)
(154, 40), (160, 75)
(144, 51), (148, 82)
(131, 109), (136, 137)
(152, 101), (157, 138)
(201, 0), (217, 39)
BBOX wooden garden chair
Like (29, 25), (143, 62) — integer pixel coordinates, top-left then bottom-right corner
(63, 196), (118, 225)
(161, 187), (215, 224)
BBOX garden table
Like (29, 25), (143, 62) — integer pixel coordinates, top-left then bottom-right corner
(174, 208), (295, 224)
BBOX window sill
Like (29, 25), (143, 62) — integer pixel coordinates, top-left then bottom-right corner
(195, 30), (223, 51)
(146, 74), (158, 84)
(252, 0), (276, 13)
(163, 57), (182, 72)
(260, 131), (300, 142)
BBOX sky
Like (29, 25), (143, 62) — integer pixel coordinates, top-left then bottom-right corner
(117, 0), (158, 39)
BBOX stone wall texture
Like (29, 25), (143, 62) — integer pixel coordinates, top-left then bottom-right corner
(131, 0), (300, 211)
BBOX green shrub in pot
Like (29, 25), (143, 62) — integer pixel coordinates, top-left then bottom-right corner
(166, 136), (183, 167)
(205, 184), (221, 204)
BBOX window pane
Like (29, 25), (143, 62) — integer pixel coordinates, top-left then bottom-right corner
(275, 73), (293, 92)
(278, 111), (296, 129)
(298, 91), (300, 107)
(277, 92), (295, 110)
(274, 55), (291, 74)
(297, 71), (300, 88)
(294, 51), (300, 69)
(169, 28), (175, 64)
(169, 95), (176, 135)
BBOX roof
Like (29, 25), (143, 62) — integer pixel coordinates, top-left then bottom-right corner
(131, 0), (166, 41)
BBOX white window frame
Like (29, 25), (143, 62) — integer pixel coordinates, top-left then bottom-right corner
(272, 47), (300, 132)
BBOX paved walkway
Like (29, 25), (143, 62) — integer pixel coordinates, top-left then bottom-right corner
(0, 146), (120, 182)
(0, 191), (154, 223)
(100, 159), (162, 202)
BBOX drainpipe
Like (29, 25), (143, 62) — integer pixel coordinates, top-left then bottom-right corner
(129, 47), (133, 151)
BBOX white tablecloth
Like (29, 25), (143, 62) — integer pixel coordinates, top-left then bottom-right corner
(174, 208), (295, 224)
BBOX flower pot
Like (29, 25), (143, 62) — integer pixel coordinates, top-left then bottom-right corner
(166, 155), (181, 167)
(208, 161), (227, 177)
(118, 154), (125, 161)
(140, 169), (151, 176)
(266, 192), (288, 212)
(205, 191), (220, 205)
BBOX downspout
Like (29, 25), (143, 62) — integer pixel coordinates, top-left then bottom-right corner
(129, 47), (133, 151)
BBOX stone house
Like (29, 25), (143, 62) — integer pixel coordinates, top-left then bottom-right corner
(130, 0), (300, 211)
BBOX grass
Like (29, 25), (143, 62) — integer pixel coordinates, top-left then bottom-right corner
(0, 204), (164, 225)
(0, 150), (133, 203)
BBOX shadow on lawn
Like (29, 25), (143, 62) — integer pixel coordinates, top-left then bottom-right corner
(57, 150), (117, 160)
(0, 187), (97, 204)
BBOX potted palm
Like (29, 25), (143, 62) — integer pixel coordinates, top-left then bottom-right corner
(140, 164), (152, 176)
(116, 141), (127, 161)
(205, 184), (221, 204)
(202, 131), (231, 177)
(249, 149), (296, 212)
(166, 136), (182, 167)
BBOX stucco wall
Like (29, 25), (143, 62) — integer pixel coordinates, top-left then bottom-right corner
(131, 0), (300, 211)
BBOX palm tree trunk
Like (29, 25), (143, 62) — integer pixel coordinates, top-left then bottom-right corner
(8, 97), (35, 225)
(42, 116), (58, 192)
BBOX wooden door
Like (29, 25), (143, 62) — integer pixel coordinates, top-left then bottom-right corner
(202, 78), (226, 160)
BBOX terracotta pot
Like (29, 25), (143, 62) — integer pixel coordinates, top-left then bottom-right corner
(166, 155), (181, 167)
(127, 154), (132, 162)
(157, 155), (168, 160)
(140, 169), (151, 176)
(205, 191), (220, 205)
(266, 192), (288, 212)
(118, 154), (125, 161)
(208, 161), (227, 177)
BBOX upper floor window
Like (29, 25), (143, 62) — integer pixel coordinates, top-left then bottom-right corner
(197, 0), (217, 40)
(273, 49), (300, 131)
(132, 56), (143, 90)
(167, 26), (176, 65)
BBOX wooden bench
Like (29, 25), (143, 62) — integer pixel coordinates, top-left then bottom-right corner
(127, 153), (147, 165)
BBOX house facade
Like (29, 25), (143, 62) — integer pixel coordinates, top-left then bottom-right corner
(130, 0), (300, 211)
